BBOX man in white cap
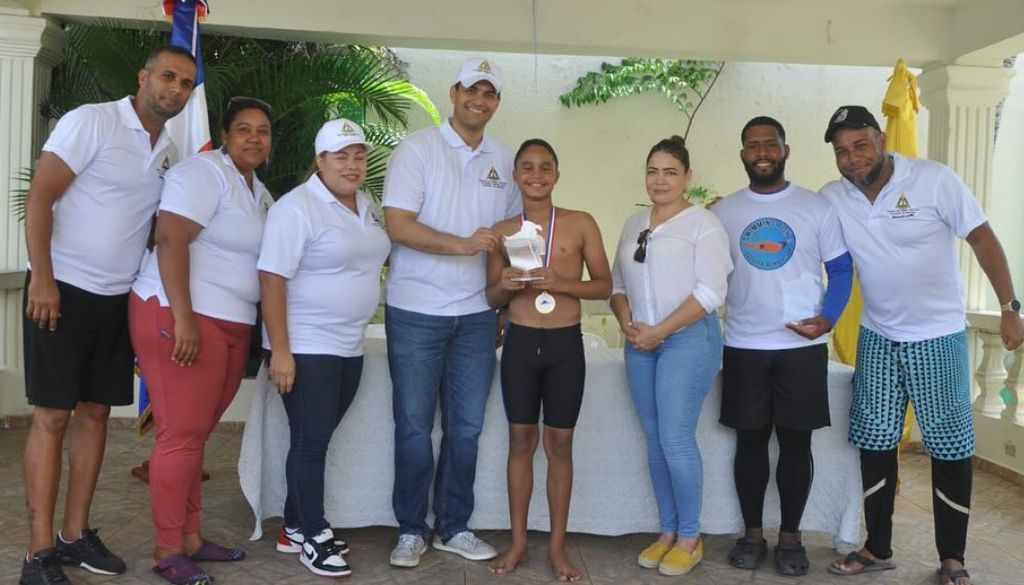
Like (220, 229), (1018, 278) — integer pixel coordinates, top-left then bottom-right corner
(382, 57), (520, 568)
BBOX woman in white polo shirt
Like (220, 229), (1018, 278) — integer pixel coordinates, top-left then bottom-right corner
(258, 119), (389, 579)
(129, 97), (274, 584)
(610, 136), (732, 576)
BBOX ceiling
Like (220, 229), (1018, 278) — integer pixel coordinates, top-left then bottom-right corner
(9, 0), (1023, 68)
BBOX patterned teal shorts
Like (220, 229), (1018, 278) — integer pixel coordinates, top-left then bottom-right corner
(850, 327), (973, 461)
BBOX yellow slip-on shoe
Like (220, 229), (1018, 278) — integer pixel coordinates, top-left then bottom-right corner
(637, 540), (671, 569)
(658, 539), (703, 576)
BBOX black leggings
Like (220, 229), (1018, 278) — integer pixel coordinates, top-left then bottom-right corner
(734, 425), (813, 534)
(860, 448), (971, 563)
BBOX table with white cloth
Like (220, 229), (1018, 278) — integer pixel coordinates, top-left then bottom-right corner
(239, 338), (862, 547)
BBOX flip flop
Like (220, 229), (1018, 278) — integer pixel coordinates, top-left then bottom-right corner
(189, 539), (245, 562)
(774, 541), (809, 576)
(152, 554), (214, 585)
(827, 551), (896, 576)
(727, 536), (766, 570)
(937, 565), (971, 585)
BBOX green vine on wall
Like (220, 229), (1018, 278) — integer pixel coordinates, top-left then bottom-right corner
(558, 58), (725, 203)
(558, 58), (724, 140)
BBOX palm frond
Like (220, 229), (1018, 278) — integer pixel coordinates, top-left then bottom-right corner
(17, 23), (438, 208)
(9, 168), (33, 221)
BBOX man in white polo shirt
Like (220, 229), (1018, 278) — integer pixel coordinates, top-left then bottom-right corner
(820, 106), (1023, 585)
(383, 57), (520, 568)
(20, 45), (196, 585)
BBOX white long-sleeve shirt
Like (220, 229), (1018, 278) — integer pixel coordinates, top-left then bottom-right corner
(612, 205), (732, 326)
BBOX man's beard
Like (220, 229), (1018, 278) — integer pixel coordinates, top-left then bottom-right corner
(842, 157), (885, 189)
(744, 157), (786, 188)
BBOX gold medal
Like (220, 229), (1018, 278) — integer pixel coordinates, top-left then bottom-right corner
(535, 291), (556, 314)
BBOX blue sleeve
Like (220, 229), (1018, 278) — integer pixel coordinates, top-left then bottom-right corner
(822, 252), (854, 326)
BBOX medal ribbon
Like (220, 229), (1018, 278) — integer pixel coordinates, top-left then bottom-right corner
(521, 206), (556, 268)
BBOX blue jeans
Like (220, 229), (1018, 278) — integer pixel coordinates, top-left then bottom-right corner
(281, 354), (363, 538)
(624, 312), (722, 538)
(385, 305), (497, 539)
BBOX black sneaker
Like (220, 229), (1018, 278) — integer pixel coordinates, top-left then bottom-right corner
(20, 548), (71, 585)
(300, 528), (351, 577)
(55, 528), (127, 575)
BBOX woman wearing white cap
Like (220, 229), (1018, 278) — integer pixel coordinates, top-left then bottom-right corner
(258, 118), (390, 578)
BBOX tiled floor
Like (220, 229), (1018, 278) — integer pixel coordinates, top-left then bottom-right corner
(1, 426), (1023, 585)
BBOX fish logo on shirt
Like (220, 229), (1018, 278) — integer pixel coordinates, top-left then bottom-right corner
(739, 217), (796, 271)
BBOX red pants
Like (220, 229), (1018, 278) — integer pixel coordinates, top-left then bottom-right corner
(129, 293), (251, 549)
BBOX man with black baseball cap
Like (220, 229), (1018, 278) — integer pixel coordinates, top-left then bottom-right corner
(820, 105), (1022, 585)
(823, 105), (880, 142)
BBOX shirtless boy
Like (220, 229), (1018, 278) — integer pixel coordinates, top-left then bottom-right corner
(485, 139), (612, 582)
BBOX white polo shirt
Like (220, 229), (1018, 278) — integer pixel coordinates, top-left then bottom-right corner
(382, 119), (521, 316)
(820, 153), (986, 342)
(132, 150), (273, 325)
(611, 205), (732, 326)
(258, 174), (391, 357)
(37, 97), (176, 295)
(713, 183), (848, 350)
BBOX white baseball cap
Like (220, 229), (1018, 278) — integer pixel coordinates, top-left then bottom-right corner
(314, 118), (373, 155)
(455, 57), (504, 94)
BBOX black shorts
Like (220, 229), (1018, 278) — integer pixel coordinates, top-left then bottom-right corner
(500, 322), (585, 429)
(23, 272), (134, 410)
(719, 344), (829, 431)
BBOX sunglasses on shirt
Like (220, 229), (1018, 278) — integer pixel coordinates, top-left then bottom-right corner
(633, 229), (652, 263)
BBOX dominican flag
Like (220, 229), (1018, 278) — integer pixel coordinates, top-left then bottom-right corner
(163, 0), (212, 155)
(137, 0), (212, 437)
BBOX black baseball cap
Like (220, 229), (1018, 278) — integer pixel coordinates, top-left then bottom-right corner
(824, 105), (881, 142)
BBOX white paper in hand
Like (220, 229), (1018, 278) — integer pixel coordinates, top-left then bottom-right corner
(504, 220), (545, 280)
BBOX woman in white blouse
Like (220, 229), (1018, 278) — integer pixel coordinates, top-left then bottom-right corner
(258, 119), (390, 579)
(129, 97), (274, 583)
(610, 135), (733, 576)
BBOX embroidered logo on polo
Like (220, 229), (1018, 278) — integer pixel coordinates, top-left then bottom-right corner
(158, 156), (171, 179)
(369, 207), (383, 226)
(739, 217), (796, 270)
(479, 166), (508, 189)
(887, 192), (918, 219)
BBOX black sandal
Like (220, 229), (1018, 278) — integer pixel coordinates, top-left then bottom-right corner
(937, 565), (971, 585)
(727, 536), (767, 570)
(774, 541), (809, 576)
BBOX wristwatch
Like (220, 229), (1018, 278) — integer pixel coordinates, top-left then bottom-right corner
(1001, 298), (1022, 313)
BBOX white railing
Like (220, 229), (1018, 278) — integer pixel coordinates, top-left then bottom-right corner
(967, 311), (1024, 426)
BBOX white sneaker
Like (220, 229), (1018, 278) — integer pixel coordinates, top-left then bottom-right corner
(431, 531), (497, 561)
(277, 526), (349, 555)
(389, 534), (427, 568)
(300, 528), (351, 577)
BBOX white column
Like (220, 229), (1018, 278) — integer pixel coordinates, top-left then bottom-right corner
(973, 331), (1010, 419)
(0, 2), (64, 410)
(918, 63), (1014, 311)
(1009, 346), (1024, 427)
